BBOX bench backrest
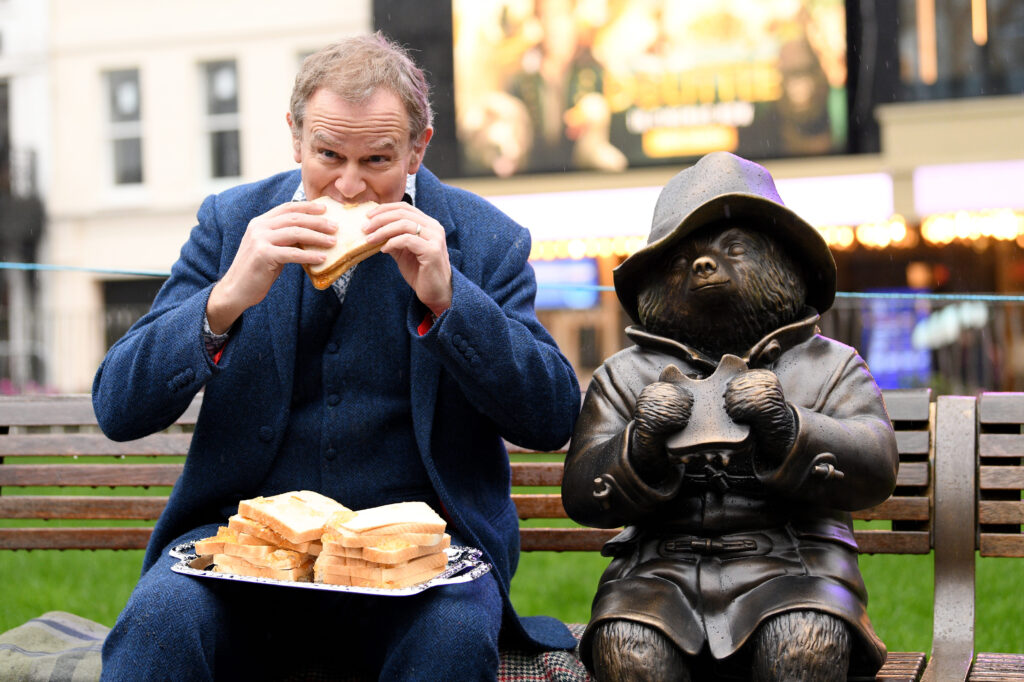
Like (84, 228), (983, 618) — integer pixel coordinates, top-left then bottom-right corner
(0, 388), (947, 556)
(976, 392), (1024, 558)
(0, 396), (199, 550)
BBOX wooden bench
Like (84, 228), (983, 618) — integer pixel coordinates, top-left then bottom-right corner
(970, 392), (1024, 682)
(0, 389), (1021, 681)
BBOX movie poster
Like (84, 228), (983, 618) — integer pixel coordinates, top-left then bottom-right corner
(453, 0), (848, 177)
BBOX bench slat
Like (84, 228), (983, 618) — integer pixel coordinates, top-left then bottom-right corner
(0, 463), (183, 487)
(979, 533), (1024, 557)
(896, 462), (929, 488)
(978, 500), (1024, 525)
(978, 433), (1024, 459)
(854, 530), (931, 554)
(0, 395), (201, 428)
(512, 494), (566, 519)
(510, 462), (563, 487)
(0, 433), (192, 457)
(0, 495), (167, 520)
(978, 392), (1024, 424)
(882, 389), (932, 422)
(968, 652), (1024, 681)
(0, 527), (152, 551)
(979, 466), (1024, 490)
(852, 496), (930, 522)
(505, 442), (567, 455)
(876, 651), (927, 680)
(895, 430), (930, 456)
(519, 527), (619, 552)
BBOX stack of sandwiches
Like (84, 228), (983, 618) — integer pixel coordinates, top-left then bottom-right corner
(193, 494), (452, 589)
(195, 490), (353, 582)
(314, 501), (451, 589)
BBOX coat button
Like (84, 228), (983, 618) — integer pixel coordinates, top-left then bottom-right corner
(326, 342), (339, 354)
(325, 448), (337, 461)
(327, 394), (340, 407)
(258, 426), (274, 442)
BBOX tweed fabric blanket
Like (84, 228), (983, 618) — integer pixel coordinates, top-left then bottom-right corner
(0, 612), (107, 681)
(498, 623), (592, 682)
(0, 615), (592, 681)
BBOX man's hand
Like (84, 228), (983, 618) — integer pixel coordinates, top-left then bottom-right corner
(631, 381), (694, 481)
(363, 202), (452, 317)
(206, 201), (337, 334)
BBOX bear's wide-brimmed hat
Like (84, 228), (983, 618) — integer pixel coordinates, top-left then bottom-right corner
(614, 151), (837, 324)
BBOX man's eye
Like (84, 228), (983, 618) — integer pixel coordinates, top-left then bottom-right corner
(318, 149), (338, 159)
(367, 155), (390, 165)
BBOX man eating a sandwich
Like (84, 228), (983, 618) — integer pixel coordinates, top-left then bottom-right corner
(93, 32), (580, 681)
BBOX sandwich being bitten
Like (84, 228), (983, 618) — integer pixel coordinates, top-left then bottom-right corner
(301, 196), (381, 290)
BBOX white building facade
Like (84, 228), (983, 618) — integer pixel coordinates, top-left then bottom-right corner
(44, 1), (371, 391)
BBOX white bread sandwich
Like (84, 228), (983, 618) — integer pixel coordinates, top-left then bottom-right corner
(314, 548), (448, 574)
(313, 551), (449, 588)
(194, 526), (279, 556)
(237, 490), (353, 544)
(327, 501), (447, 536)
(227, 514), (322, 555)
(314, 501), (450, 589)
(321, 528), (444, 550)
(318, 534), (451, 566)
(215, 546), (310, 570)
(193, 494), (457, 587)
(212, 553), (314, 582)
(194, 526), (235, 556)
(300, 196), (381, 290)
(361, 533), (451, 565)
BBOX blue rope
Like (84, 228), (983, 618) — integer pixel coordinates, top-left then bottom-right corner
(3, 261), (1024, 303)
(0, 261), (173, 279)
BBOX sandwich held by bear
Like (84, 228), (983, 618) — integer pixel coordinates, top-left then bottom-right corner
(562, 151), (899, 682)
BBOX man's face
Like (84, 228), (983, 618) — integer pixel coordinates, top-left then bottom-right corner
(288, 88), (432, 204)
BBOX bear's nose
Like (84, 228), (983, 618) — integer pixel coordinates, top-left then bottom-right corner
(692, 256), (718, 276)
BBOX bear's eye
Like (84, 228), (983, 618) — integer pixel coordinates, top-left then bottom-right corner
(727, 242), (746, 257)
(671, 255), (689, 271)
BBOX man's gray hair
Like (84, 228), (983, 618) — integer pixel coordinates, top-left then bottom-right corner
(289, 32), (433, 142)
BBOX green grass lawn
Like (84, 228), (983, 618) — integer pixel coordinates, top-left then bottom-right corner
(509, 550), (1023, 655)
(1, 544), (1020, 656)
(2, 455), (1020, 655)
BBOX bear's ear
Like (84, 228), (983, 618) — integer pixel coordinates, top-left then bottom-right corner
(659, 364), (686, 383)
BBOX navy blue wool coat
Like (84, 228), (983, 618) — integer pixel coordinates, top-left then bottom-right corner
(92, 166), (581, 650)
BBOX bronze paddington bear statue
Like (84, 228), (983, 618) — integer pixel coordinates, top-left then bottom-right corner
(562, 151), (898, 682)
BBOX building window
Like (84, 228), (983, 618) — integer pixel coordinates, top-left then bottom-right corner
(103, 278), (168, 349)
(203, 60), (241, 178)
(106, 69), (143, 185)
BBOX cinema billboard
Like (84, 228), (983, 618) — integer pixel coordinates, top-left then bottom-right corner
(453, 0), (848, 177)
